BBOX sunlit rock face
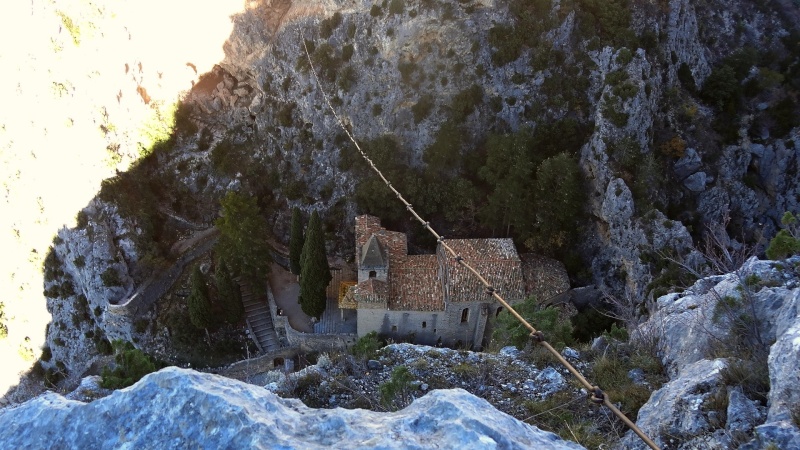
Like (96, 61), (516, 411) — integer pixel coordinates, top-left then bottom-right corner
(0, 367), (584, 450)
(0, 0), (244, 396)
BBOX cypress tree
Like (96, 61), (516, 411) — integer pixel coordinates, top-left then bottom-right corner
(289, 207), (304, 275)
(188, 265), (214, 330)
(299, 211), (331, 318)
(216, 259), (243, 324)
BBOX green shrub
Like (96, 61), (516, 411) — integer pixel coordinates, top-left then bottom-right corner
(352, 331), (383, 359)
(450, 84), (484, 123)
(570, 308), (620, 342)
(100, 341), (157, 389)
(40, 345), (52, 362)
(311, 43), (340, 83)
(677, 63), (696, 92)
(379, 366), (415, 410)
(701, 64), (740, 111)
(389, 0), (404, 14)
(73, 255), (85, 268)
(492, 297), (574, 350)
(488, 25), (524, 66)
(134, 319), (150, 334)
(370, 4), (383, 16)
(44, 366), (66, 388)
(319, 12), (342, 39)
(602, 97), (629, 128)
(398, 60), (417, 84)
(337, 65), (357, 92)
(76, 210), (89, 229)
(43, 248), (64, 283)
(613, 82), (638, 100)
(411, 97), (434, 124)
(616, 48), (633, 65)
(766, 212), (800, 260)
(276, 103), (296, 127)
(101, 267), (122, 287)
(452, 362), (479, 378)
(341, 44), (354, 62)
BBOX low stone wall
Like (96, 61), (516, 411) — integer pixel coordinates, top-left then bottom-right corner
(285, 325), (358, 353)
(219, 347), (300, 381)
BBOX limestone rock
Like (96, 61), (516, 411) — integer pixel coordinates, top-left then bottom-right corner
(628, 257), (800, 448)
(741, 421), (800, 450)
(601, 179), (634, 226)
(534, 367), (566, 398)
(683, 171), (707, 192)
(621, 358), (729, 449)
(0, 367), (584, 450)
(639, 257), (800, 376)
(674, 148), (702, 180)
(726, 386), (764, 434)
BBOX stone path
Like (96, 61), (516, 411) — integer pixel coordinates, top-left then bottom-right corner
(267, 263), (312, 333)
(108, 228), (219, 315)
(240, 281), (280, 353)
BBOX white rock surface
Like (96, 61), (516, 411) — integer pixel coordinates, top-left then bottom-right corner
(0, 367), (584, 450)
(628, 256), (800, 448)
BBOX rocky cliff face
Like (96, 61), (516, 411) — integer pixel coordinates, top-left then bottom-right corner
(623, 256), (800, 449)
(4, 0), (800, 416)
(0, 367), (584, 449)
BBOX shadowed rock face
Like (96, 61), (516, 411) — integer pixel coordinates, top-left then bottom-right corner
(0, 367), (584, 450)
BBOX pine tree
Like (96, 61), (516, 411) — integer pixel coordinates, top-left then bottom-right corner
(215, 191), (272, 285)
(216, 259), (243, 324)
(188, 265), (214, 330)
(289, 207), (304, 275)
(299, 211), (331, 318)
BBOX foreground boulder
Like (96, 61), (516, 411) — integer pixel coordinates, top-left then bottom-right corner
(0, 367), (584, 449)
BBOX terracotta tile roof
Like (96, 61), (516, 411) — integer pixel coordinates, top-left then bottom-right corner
(520, 253), (570, 302)
(355, 215), (407, 270)
(352, 216), (526, 311)
(355, 215), (383, 249)
(389, 255), (444, 311)
(440, 239), (525, 303)
(352, 278), (389, 307)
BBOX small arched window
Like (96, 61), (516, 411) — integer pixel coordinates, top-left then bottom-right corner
(496, 306), (503, 318)
(369, 270), (377, 278)
(460, 308), (469, 323)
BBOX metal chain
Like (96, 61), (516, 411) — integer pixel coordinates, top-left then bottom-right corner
(301, 36), (659, 450)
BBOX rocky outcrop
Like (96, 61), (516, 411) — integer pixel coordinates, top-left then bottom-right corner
(625, 257), (800, 448)
(0, 367), (584, 450)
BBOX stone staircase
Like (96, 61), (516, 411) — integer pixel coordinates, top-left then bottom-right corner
(240, 281), (281, 353)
